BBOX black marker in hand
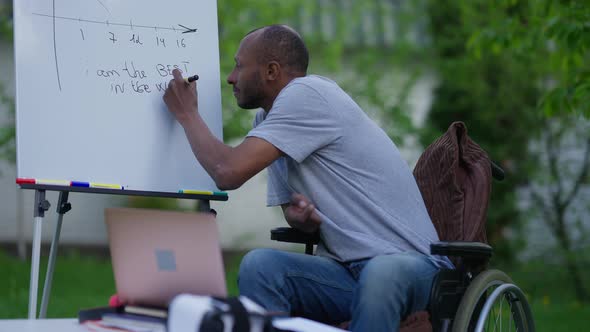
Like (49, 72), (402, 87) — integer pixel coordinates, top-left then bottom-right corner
(184, 74), (199, 84)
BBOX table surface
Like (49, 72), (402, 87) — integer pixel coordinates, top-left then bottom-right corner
(0, 317), (345, 332)
(0, 319), (83, 332)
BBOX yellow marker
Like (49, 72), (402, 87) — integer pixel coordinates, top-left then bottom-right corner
(90, 182), (123, 190)
(36, 179), (71, 186)
(178, 189), (213, 195)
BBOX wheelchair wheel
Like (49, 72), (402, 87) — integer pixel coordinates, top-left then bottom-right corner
(452, 269), (535, 332)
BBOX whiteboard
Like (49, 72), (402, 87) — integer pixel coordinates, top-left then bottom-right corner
(14, 0), (223, 194)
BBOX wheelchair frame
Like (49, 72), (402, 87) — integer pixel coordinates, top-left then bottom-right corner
(270, 137), (535, 332)
(269, 162), (535, 332)
(271, 227), (535, 332)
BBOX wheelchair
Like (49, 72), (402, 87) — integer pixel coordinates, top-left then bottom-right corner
(270, 122), (535, 332)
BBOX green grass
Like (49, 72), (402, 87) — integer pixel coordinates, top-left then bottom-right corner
(1, 250), (588, 331)
(493, 259), (590, 331)
(527, 300), (589, 330)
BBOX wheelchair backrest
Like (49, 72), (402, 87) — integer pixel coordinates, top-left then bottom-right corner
(413, 121), (492, 250)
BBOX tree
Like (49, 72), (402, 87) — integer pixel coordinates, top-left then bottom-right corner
(217, 0), (419, 143)
(0, 2), (14, 164)
(525, 116), (590, 302)
(468, 0), (590, 118)
(0, 83), (14, 164)
(465, 0), (590, 302)
(423, 0), (544, 262)
(0, 1), (10, 40)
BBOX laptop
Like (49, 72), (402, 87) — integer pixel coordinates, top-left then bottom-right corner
(105, 207), (227, 307)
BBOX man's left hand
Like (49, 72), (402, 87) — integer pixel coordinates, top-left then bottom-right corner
(283, 193), (322, 233)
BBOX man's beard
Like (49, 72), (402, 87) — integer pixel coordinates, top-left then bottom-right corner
(236, 73), (264, 109)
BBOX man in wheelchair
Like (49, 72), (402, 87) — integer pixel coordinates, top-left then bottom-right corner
(164, 24), (533, 332)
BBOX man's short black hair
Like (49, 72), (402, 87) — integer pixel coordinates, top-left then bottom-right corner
(249, 25), (309, 74)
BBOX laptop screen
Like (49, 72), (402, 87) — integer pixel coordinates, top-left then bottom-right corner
(105, 207), (227, 307)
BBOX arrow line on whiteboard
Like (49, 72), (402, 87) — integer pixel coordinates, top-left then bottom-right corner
(95, 0), (112, 15)
(52, 1), (62, 91)
(33, 12), (198, 33)
(178, 24), (197, 34)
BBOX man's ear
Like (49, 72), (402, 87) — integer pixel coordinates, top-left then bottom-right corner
(266, 61), (281, 81)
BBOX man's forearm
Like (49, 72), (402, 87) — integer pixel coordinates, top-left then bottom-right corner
(181, 114), (235, 188)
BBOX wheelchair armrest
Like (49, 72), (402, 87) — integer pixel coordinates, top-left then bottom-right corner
(430, 241), (492, 259)
(270, 227), (320, 244)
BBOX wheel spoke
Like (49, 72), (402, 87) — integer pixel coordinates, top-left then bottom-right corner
(454, 271), (534, 332)
(484, 290), (522, 332)
(486, 300), (496, 331)
(507, 296), (511, 332)
(493, 299), (502, 331)
(493, 300), (499, 332)
(511, 301), (515, 332)
(500, 296), (504, 331)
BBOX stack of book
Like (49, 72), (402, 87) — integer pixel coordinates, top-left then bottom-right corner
(79, 304), (168, 332)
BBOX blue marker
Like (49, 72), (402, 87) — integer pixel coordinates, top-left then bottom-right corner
(71, 181), (90, 187)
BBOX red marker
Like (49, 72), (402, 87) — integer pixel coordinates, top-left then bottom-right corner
(16, 178), (35, 184)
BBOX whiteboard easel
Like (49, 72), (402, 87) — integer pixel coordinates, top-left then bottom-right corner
(13, 0), (227, 318)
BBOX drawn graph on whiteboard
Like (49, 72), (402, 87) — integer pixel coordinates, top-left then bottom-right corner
(34, 0), (199, 92)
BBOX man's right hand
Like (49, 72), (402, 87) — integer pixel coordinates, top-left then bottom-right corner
(282, 193), (322, 233)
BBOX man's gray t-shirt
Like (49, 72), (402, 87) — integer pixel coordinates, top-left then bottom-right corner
(247, 75), (450, 267)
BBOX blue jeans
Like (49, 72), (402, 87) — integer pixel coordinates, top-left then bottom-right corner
(238, 249), (439, 332)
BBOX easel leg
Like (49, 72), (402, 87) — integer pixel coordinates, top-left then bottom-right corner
(28, 190), (50, 319)
(197, 199), (211, 213)
(39, 191), (71, 318)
